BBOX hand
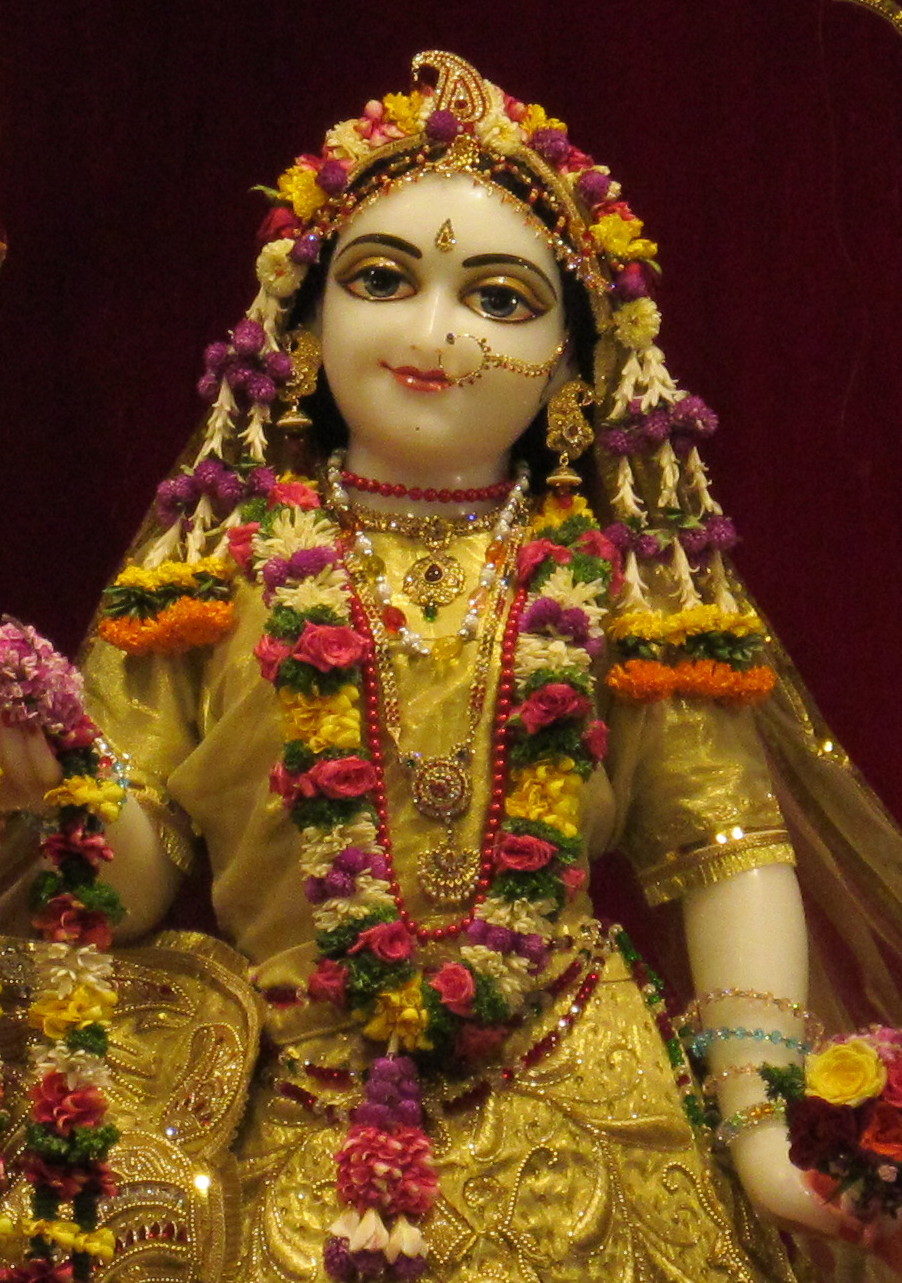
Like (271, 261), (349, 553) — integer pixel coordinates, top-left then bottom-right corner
(0, 722), (62, 815)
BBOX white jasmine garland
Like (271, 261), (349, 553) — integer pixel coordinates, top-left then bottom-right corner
(255, 238), (304, 298)
(459, 946), (533, 1005)
(514, 635), (593, 681)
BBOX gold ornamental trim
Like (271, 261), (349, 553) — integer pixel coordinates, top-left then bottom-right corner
(837, 0), (902, 35)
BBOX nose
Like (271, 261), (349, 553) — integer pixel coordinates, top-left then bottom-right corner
(407, 284), (459, 363)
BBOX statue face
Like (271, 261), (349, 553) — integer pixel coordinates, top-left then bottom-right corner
(320, 173), (570, 485)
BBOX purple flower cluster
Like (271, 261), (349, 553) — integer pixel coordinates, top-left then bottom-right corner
(197, 319), (294, 408)
(678, 514), (739, 558)
(155, 463), (275, 529)
(305, 847), (389, 905)
(351, 1057), (423, 1131)
(0, 621), (86, 740)
(465, 918), (549, 972)
(520, 597), (600, 655)
(261, 545), (338, 593)
(599, 395), (719, 460)
(324, 1238), (426, 1282)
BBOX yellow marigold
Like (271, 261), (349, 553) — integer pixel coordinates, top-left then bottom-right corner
(520, 103), (568, 135)
(44, 775), (125, 824)
(279, 685), (362, 752)
(16, 1219), (117, 1261)
(605, 659), (676, 703)
(626, 237), (658, 261)
(99, 599), (235, 654)
(505, 760), (582, 838)
(115, 556), (234, 592)
(671, 660), (775, 706)
(382, 90), (425, 133)
(607, 610), (672, 643)
(590, 213), (646, 260)
(668, 605), (763, 642)
(28, 982), (118, 1041)
(278, 165), (329, 220)
(806, 1038), (887, 1107)
(532, 493), (590, 530)
(362, 975), (432, 1052)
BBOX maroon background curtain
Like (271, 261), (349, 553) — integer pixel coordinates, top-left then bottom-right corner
(1, 0), (900, 826)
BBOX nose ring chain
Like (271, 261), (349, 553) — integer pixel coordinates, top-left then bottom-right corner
(439, 332), (566, 386)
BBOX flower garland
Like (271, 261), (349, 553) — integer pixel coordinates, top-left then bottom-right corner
(233, 474), (619, 1279)
(0, 621), (123, 1281)
(604, 604), (776, 706)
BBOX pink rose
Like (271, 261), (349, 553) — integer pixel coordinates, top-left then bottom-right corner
(429, 963), (476, 1016)
(227, 521), (260, 574)
(307, 957), (349, 1007)
(254, 633), (291, 681)
(269, 761), (302, 804)
(883, 1057), (902, 1109)
(349, 920), (413, 963)
(256, 205), (302, 246)
(561, 866), (587, 899)
(303, 756), (377, 800)
(292, 623), (367, 673)
(495, 832), (557, 872)
(268, 480), (320, 510)
(517, 539), (572, 586)
(515, 682), (591, 733)
(583, 718), (609, 762)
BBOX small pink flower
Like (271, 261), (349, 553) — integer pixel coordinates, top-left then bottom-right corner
(227, 521), (260, 574)
(307, 958), (349, 1007)
(561, 866), (587, 899)
(256, 205), (303, 246)
(292, 623), (368, 673)
(429, 963), (475, 1016)
(41, 822), (113, 870)
(304, 756), (377, 800)
(495, 832), (557, 872)
(349, 920), (413, 963)
(268, 480), (320, 510)
(517, 539), (571, 585)
(254, 633), (291, 682)
(514, 682), (590, 733)
(32, 894), (112, 949)
(583, 719), (609, 762)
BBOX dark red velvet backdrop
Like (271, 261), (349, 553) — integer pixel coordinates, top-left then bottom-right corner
(1, 1), (900, 828)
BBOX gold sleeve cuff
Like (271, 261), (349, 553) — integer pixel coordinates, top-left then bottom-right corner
(131, 784), (199, 875)
(638, 829), (795, 905)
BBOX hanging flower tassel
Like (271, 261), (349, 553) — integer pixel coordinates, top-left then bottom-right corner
(0, 619), (123, 1282)
(326, 1056), (434, 1281)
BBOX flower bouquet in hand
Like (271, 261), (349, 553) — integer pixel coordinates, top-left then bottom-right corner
(764, 1028), (902, 1238)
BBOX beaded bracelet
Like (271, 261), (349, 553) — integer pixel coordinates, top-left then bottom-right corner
(701, 1062), (770, 1097)
(687, 1027), (812, 1058)
(681, 989), (823, 1046)
(714, 1100), (786, 1148)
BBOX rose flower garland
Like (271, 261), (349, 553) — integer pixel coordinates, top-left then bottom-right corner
(229, 471), (620, 1279)
(0, 620), (122, 1281)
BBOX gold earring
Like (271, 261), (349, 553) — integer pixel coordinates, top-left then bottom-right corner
(545, 379), (595, 490)
(276, 328), (322, 433)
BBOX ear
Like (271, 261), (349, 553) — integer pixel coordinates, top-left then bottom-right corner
(540, 336), (578, 405)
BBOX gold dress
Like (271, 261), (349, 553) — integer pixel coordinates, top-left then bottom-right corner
(2, 528), (804, 1282)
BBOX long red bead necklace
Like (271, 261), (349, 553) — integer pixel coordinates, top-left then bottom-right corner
(349, 585), (526, 943)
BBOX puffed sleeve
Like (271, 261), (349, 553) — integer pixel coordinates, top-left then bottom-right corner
(603, 695), (794, 905)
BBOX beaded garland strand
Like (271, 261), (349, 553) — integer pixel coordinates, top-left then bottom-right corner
(231, 470), (620, 1279)
(0, 621), (123, 1282)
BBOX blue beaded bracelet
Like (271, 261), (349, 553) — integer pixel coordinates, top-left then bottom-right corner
(687, 1026), (811, 1058)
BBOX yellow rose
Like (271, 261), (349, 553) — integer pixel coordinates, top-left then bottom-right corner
(44, 775), (126, 824)
(806, 1038), (887, 1106)
(277, 165), (328, 220)
(362, 975), (432, 1052)
(505, 760), (582, 838)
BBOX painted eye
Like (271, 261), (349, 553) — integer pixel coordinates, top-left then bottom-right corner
(465, 278), (548, 323)
(340, 261), (415, 301)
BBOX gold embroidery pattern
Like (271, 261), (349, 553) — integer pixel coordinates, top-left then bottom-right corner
(236, 951), (797, 1282)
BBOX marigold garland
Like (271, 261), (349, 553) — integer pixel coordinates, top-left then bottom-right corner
(98, 558), (235, 655)
(0, 620), (124, 1283)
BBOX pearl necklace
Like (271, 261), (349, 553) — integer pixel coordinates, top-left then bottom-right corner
(325, 451), (530, 658)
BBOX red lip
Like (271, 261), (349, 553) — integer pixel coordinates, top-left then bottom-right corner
(383, 362), (451, 392)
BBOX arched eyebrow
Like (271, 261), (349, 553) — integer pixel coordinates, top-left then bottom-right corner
(334, 234), (422, 263)
(461, 253), (558, 300)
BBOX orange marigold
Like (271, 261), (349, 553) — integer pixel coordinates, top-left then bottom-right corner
(98, 599), (234, 655)
(605, 659), (675, 703)
(671, 659), (776, 706)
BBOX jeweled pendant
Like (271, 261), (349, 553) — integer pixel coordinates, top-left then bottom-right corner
(417, 841), (481, 905)
(409, 755), (472, 821)
(403, 553), (465, 613)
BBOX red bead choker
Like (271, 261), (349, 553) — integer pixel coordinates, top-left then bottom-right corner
(340, 471), (513, 504)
